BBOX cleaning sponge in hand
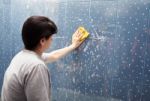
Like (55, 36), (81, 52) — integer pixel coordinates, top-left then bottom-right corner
(77, 27), (89, 41)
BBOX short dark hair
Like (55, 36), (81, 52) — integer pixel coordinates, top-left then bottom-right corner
(22, 16), (57, 50)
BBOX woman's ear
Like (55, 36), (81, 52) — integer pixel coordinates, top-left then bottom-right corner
(40, 38), (46, 46)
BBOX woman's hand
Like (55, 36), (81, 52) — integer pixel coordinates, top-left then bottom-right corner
(71, 29), (85, 49)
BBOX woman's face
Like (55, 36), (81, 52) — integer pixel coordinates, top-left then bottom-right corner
(44, 36), (53, 50)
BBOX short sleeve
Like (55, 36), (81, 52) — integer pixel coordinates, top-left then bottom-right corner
(25, 64), (51, 101)
(41, 53), (50, 63)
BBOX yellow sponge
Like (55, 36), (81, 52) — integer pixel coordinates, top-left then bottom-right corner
(77, 27), (89, 41)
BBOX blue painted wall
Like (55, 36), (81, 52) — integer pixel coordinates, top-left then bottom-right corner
(0, 0), (150, 101)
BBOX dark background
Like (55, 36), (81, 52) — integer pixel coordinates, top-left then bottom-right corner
(0, 0), (150, 101)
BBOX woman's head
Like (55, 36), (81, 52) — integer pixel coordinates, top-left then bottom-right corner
(22, 16), (57, 50)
